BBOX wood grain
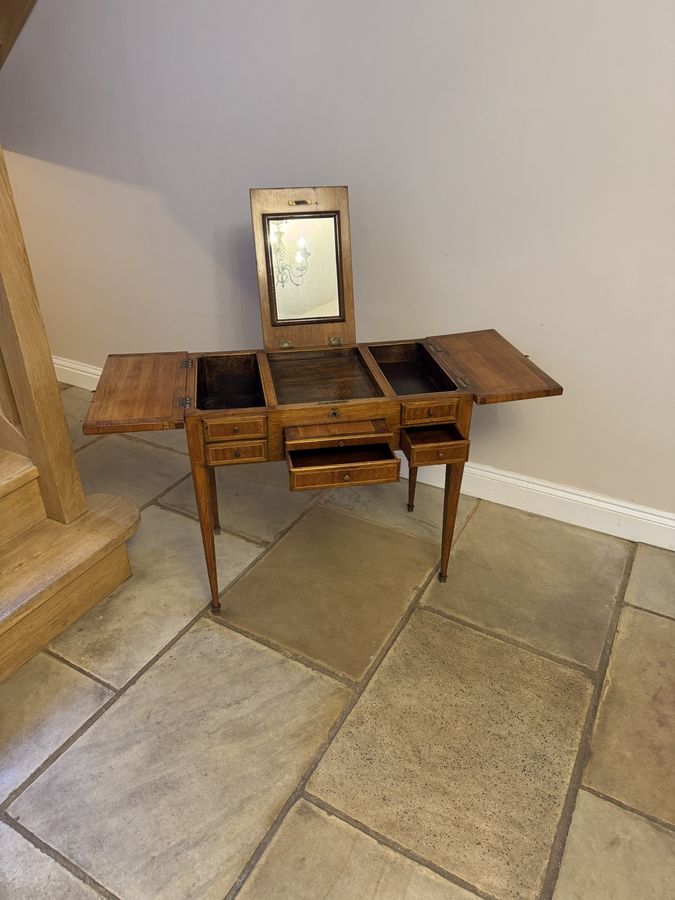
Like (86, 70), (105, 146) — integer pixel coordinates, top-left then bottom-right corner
(251, 186), (356, 351)
(83, 352), (189, 434)
(0, 477), (45, 546)
(426, 330), (563, 404)
(0, 543), (131, 682)
(0, 148), (86, 522)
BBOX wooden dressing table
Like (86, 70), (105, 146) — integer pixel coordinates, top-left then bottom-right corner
(83, 187), (562, 610)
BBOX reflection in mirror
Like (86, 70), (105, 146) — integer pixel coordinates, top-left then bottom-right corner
(266, 214), (343, 323)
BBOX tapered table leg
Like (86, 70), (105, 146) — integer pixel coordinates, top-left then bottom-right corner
(186, 417), (221, 611)
(439, 461), (465, 583)
(208, 466), (221, 534)
(407, 466), (418, 512)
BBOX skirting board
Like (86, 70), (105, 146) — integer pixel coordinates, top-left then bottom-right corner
(401, 457), (675, 551)
(55, 355), (674, 551)
(53, 355), (102, 391)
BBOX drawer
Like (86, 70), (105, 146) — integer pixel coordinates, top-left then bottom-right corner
(286, 444), (400, 492)
(203, 416), (267, 441)
(400, 424), (469, 467)
(284, 418), (393, 451)
(206, 439), (268, 466)
(401, 398), (458, 425)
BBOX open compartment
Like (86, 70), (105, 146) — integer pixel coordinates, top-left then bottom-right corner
(268, 347), (384, 405)
(286, 443), (399, 491)
(368, 342), (458, 396)
(400, 423), (469, 467)
(197, 353), (266, 410)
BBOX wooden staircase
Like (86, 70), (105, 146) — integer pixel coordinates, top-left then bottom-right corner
(0, 145), (139, 681)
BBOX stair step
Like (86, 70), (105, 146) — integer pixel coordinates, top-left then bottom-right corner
(0, 448), (38, 499)
(0, 494), (139, 681)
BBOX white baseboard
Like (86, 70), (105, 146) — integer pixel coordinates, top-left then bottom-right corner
(404, 457), (675, 551)
(53, 355), (102, 391)
(56, 354), (674, 550)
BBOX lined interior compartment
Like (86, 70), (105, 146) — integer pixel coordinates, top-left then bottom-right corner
(368, 342), (457, 395)
(288, 443), (395, 469)
(197, 354), (266, 410)
(268, 348), (383, 405)
(401, 423), (465, 446)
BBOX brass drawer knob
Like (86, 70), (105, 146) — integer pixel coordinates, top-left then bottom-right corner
(233, 425), (240, 433)
(234, 450), (241, 458)
(438, 451), (444, 458)
(343, 473), (351, 482)
(338, 439), (345, 447)
(427, 408), (435, 416)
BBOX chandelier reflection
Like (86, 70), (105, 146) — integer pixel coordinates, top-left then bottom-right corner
(269, 220), (311, 288)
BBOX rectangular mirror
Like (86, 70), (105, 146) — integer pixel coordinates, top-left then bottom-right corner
(265, 213), (343, 324)
(251, 187), (356, 350)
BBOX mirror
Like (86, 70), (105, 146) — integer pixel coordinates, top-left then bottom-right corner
(264, 213), (343, 324)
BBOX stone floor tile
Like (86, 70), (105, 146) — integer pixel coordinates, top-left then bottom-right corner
(0, 822), (98, 899)
(584, 606), (675, 824)
(160, 460), (315, 544)
(51, 506), (262, 688)
(60, 385), (99, 451)
(0, 653), (111, 800)
(238, 799), (476, 900)
(76, 434), (190, 507)
(553, 790), (675, 899)
(624, 544), (675, 618)
(10, 620), (348, 900)
(324, 480), (476, 545)
(219, 505), (437, 680)
(126, 428), (189, 455)
(422, 502), (629, 669)
(309, 610), (592, 900)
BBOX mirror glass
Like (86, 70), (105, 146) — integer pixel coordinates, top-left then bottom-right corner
(265, 214), (342, 323)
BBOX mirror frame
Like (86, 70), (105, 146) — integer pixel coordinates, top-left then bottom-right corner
(250, 186), (356, 351)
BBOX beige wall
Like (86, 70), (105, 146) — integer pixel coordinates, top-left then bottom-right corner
(0, 1), (673, 511)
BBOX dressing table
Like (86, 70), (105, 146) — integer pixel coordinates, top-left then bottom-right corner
(83, 186), (562, 610)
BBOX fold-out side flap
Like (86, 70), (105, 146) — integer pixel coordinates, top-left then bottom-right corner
(83, 352), (190, 434)
(425, 329), (562, 404)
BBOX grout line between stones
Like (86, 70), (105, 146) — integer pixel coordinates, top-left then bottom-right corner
(224, 559), (444, 899)
(538, 541), (638, 900)
(41, 648), (120, 694)
(624, 602), (675, 624)
(302, 792), (496, 900)
(421, 605), (596, 679)
(580, 786), (675, 835)
(0, 603), (209, 814)
(0, 810), (120, 899)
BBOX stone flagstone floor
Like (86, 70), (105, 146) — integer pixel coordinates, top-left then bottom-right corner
(1, 384), (674, 899)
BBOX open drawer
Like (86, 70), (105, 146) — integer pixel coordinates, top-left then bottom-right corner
(284, 418), (393, 451)
(400, 424), (470, 467)
(286, 444), (400, 491)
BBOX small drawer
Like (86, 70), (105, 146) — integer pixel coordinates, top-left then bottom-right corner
(401, 398), (458, 425)
(204, 416), (267, 441)
(400, 424), (469, 467)
(206, 440), (268, 466)
(286, 444), (400, 492)
(284, 418), (393, 451)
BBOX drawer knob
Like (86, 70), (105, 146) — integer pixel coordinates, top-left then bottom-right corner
(438, 451), (444, 458)
(338, 439), (345, 447)
(427, 408), (435, 417)
(234, 450), (241, 458)
(233, 425), (240, 433)
(343, 474), (351, 482)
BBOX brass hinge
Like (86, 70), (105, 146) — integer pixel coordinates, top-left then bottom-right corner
(181, 358), (193, 368)
(327, 336), (343, 346)
(177, 397), (192, 408)
(279, 339), (294, 349)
